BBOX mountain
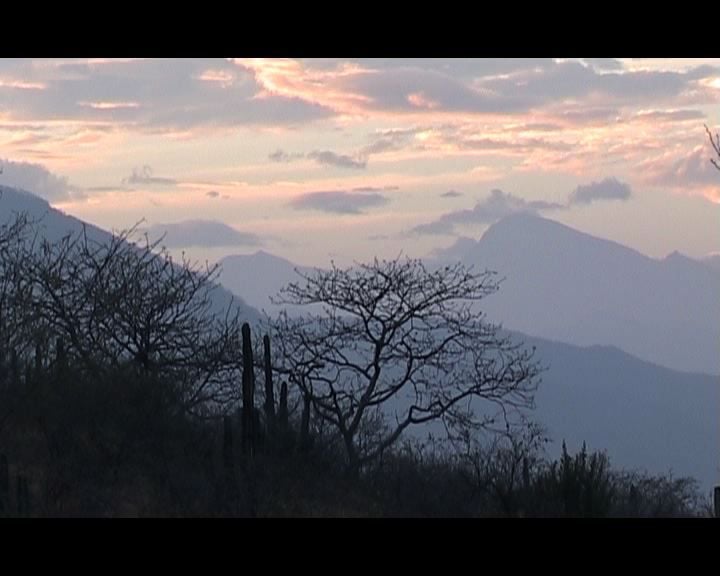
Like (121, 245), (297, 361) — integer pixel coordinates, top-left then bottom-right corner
(218, 250), (316, 315)
(703, 253), (720, 272)
(521, 333), (719, 494)
(9, 189), (714, 491)
(0, 185), (261, 324)
(215, 246), (719, 492)
(1, 185), (109, 244)
(433, 213), (720, 375)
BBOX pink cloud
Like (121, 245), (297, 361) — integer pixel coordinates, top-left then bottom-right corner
(232, 59), (373, 116)
(78, 101), (141, 110)
(639, 145), (720, 202)
(0, 78), (47, 90)
(407, 92), (441, 109)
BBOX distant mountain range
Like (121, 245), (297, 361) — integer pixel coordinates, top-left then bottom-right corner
(0, 185), (261, 324)
(521, 333), (718, 494)
(216, 217), (720, 492)
(703, 254), (720, 272)
(3, 186), (718, 492)
(432, 213), (720, 376)
(218, 250), (314, 316)
(218, 216), (720, 375)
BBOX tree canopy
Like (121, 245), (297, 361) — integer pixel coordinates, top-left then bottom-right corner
(269, 256), (541, 471)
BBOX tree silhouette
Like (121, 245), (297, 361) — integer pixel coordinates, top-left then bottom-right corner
(0, 218), (245, 415)
(269, 256), (541, 473)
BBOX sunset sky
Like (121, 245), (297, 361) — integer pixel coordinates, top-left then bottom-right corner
(1, 58), (718, 266)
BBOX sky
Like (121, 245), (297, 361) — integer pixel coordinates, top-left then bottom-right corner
(0, 58), (719, 267)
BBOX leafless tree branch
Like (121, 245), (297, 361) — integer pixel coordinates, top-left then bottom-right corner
(268, 256), (541, 472)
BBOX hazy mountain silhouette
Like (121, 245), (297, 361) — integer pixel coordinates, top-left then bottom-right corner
(215, 240), (720, 492)
(433, 213), (720, 375)
(218, 250), (313, 315)
(0, 185), (261, 324)
(6, 187), (717, 492)
(703, 253), (720, 272)
(520, 333), (719, 494)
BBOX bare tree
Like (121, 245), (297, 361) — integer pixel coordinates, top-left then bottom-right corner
(269, 257), (541, 472)
(0, 220), (245, 415)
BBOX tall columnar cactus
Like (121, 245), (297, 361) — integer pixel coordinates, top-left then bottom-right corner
(241, 322), (255, 457)
(263, 334), (276, 434)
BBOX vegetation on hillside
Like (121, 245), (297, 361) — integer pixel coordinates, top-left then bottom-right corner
(0, 211), (710, 517)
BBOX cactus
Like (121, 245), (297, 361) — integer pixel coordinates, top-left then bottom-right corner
(241, 322), (255, 457)
(263, 334), (275, 434)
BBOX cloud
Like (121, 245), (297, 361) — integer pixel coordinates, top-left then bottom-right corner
(583, 58), (624, 71)
(307, 150), (367, 170)
(361, 137), (405, 156)
(316, 59), (556, 78)
(0, 158), (76, 201)
(412, 189), (563, 235)
(551, 107), (620, 125)
(289, 190), (389, 214)
(339, 67), (531, 114)
(2, 58), (717, 143)
(440, 190), (463, 198)
(631, 109), (705, 122)
(268, 149), (304, 163)
(568, 177), (632, 205)
(268, 148), (368, 170)
(123, 165), (177, 187)
(84, 185), (125, 193)
(359, 126), (439, 157)
(352, 185), (399, 192)
(456, 136), (573, 153)
(144, 219), (260, 248)
(640, 145), (720, 201)
(257, 59), (718, 120)
(415, 178), (634, 235)
(0, 59), (333, 133)
(206, 190), (220, 198)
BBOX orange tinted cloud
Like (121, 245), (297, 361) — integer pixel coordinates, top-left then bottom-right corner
(232, 58), (372, 116)
(637, 144), (720, 203)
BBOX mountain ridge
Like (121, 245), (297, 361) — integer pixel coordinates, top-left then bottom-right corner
(0, 185), (262, 325)
(434, 213), (720, 375)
